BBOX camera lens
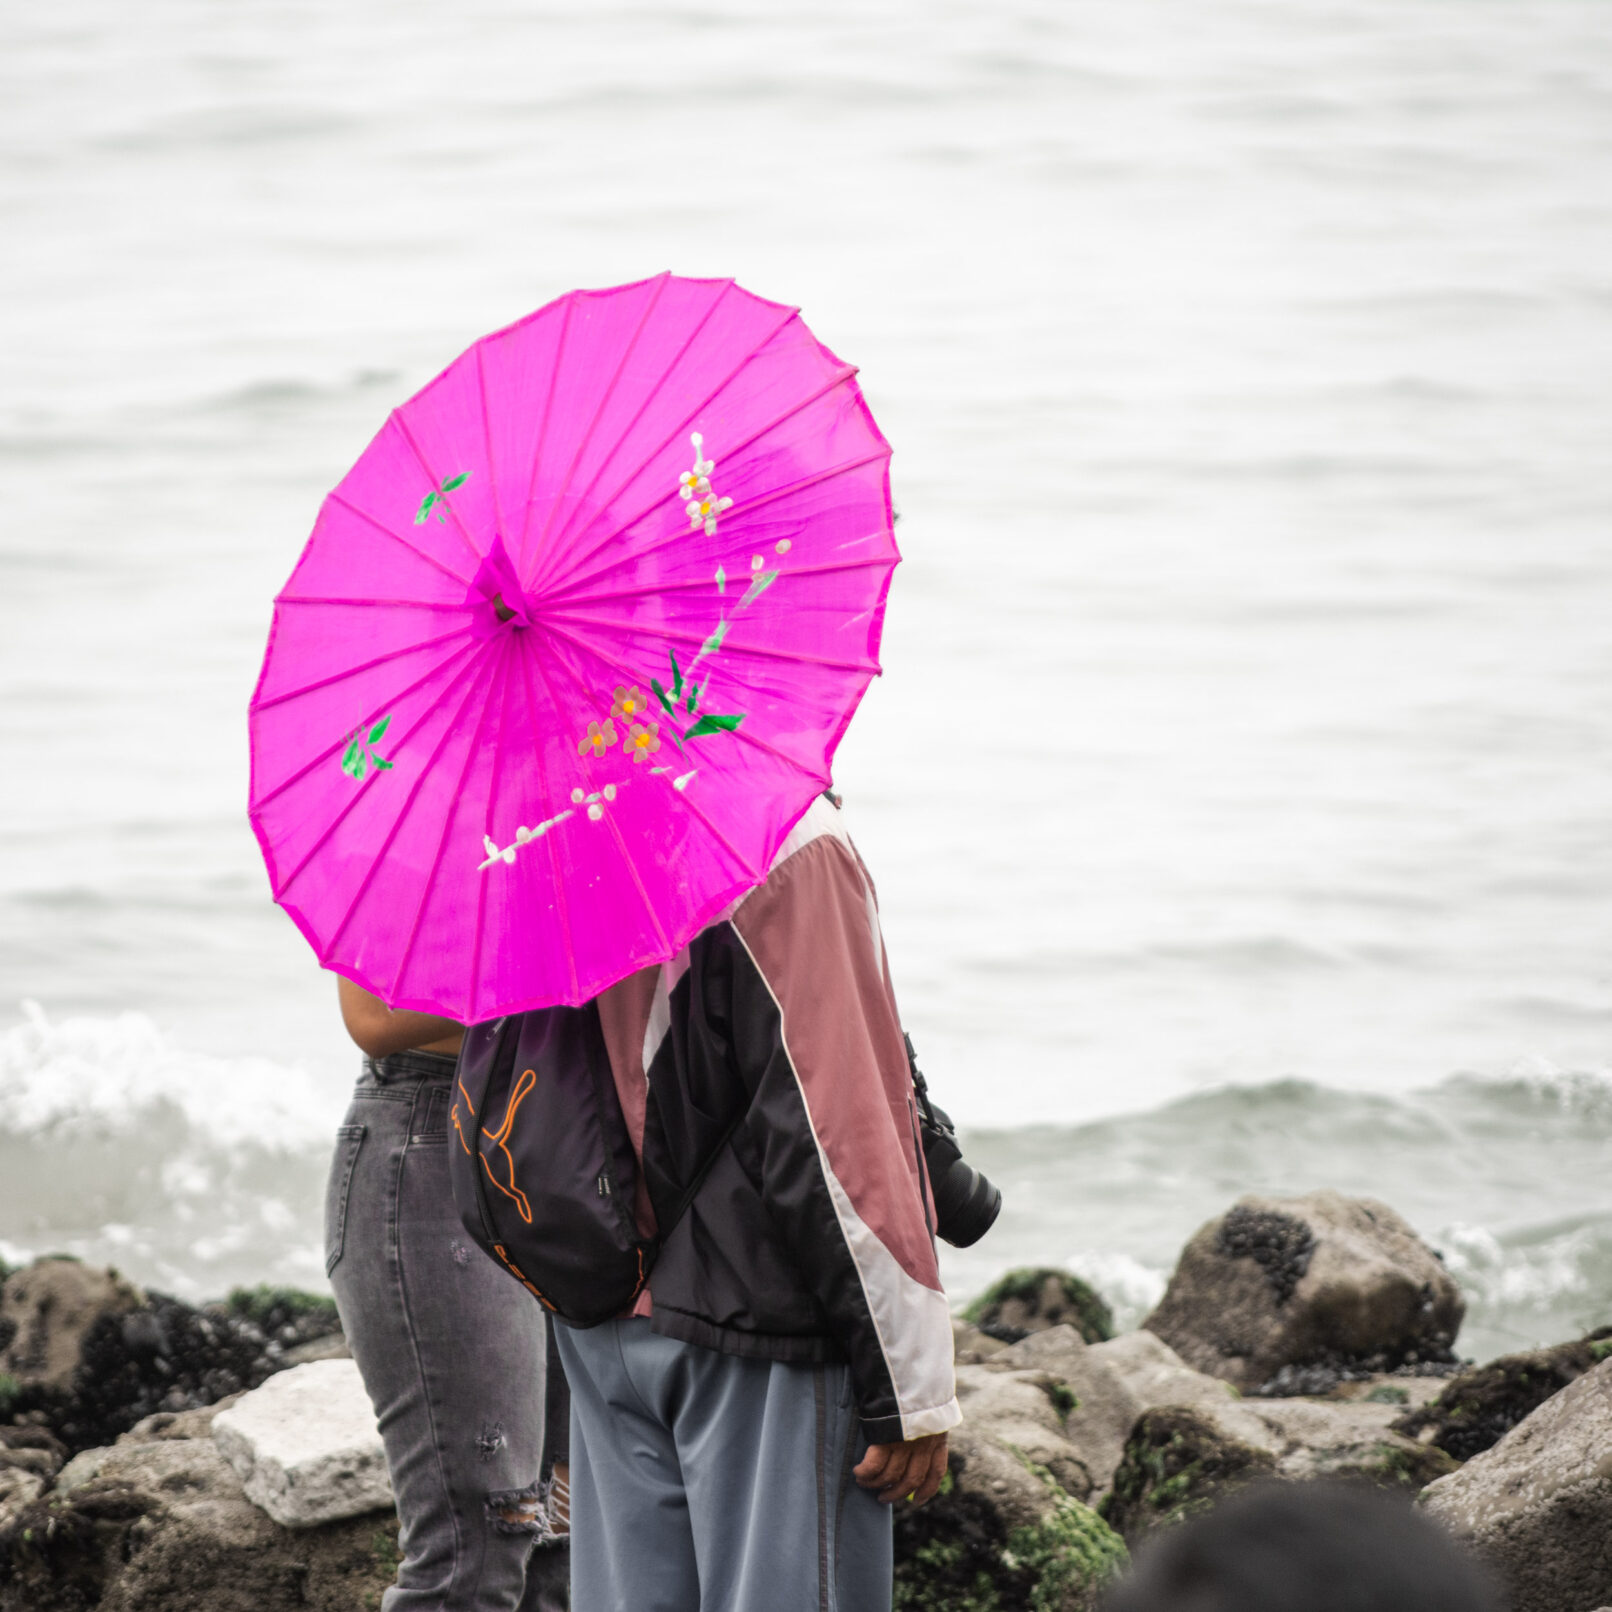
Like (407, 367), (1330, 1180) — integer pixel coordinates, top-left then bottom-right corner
(921, 1100), (1003, 1249)
(931, 1156), (1002, 1248)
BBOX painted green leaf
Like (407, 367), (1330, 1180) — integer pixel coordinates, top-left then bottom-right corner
(441, 472), (469, 492)
(368, 715), (391, 744)
(715, 565), (726, 594)
(702, 619), (730, 656)
(669, 648), (684, 700)
(341, 737), (363, 775)
(414, 491), (437, 524)
(651, 678), (677, 717)
(685, 713), (744, 741)
(373, 757), (394, 771)
(742, 569), (779, 605)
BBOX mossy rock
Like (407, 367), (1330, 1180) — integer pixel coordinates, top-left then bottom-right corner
(1391, 1327), (1612, 1463)
(1100, 1407), (1277, 1543)
(1355, 1438), (1459, 1491)
(894, 1454), (1127, 1612)
(219, 1287), (341, 1338)
(963, 1270), (1114, 1347)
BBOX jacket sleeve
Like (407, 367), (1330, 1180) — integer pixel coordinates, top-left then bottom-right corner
(727, 821), (961, 1444)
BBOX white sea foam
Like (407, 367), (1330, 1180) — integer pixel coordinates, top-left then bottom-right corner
(0, 1005), (336, 1301)
(0, 1002), (337, 1153)
(1061, 1250), (1168, 1333)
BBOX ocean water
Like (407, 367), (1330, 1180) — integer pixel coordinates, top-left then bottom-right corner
(3, 1), (1611, 1359)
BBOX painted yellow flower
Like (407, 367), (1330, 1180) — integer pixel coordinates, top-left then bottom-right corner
(577, 718), (618, 759)
(612, 685), (650, 722)
(626, 720), (661, 764)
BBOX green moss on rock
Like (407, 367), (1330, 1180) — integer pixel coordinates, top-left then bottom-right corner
(1391, 1327), (1612, 1462)
(894, 1452), (1127, 1612)
(1101, 1407), (1277, 1543)
(1358, 1439), (1459, 1491)
(221, 1286), (340, 1335)
(963, 1269), (1115, 1346)
(1004, 1455), (1128, 1612)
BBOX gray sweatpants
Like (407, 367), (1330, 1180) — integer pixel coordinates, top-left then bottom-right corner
(554, 1317), (892, 1612)
(326, 1052), (569, 1612)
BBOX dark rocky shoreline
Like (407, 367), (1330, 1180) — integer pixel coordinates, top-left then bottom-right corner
(5, 1189), (1611, 1612)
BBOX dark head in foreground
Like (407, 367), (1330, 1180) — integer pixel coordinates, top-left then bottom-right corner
(1099, 1481), (1503, 1612)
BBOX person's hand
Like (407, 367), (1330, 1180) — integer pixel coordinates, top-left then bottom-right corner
(853, 1431), (949, 1506)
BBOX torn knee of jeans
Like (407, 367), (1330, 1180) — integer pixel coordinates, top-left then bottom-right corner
(487, 1481), (544, 1536)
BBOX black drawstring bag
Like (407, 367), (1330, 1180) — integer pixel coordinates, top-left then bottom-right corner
(448, 1004), (741, 1327)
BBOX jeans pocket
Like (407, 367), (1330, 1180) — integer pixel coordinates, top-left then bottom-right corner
(324, 1124), (366, 1276)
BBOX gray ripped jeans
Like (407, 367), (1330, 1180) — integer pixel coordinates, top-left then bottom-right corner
(326, 1051), (569, 1611)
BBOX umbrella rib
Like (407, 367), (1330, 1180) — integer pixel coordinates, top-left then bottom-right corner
(515, 293), (576, 578)
(535, 303), (802, 589)
(393, 411), (485, 571)
(524, 272), (672, 593)
(542, 610), (878, 675)
(251, 624), (476, 714)
(274, 596), (466, 609)
(531, 625), (764, 883)
(275, 644), (491, 901)
(251, 637), (482, 812)
(545, 357), (857, 595)
(389, 638), (515, 998)
(466, 633), (520, 1021)
(328, 492), (476, 589)
(527, 277), (736, 595)
(476, 343), (509, 555)
(324, 639), (508, 971)
(536, 618), (816, 834)
(546, 450), (893, 604)
(544, 556), (896, 613)
(515, 643), (581, 1003)
(526, 640), (677, 957)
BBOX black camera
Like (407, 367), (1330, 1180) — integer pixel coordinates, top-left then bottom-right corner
(907, 1033), (1002, 1248)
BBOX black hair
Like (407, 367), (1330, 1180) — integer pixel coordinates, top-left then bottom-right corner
(1099, 1481), (1502, 1612)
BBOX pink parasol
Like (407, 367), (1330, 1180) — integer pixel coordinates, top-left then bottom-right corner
(248, 274), (897, 1020)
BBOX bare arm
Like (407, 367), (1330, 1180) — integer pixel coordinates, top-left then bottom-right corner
(336, 976), (464, 1058)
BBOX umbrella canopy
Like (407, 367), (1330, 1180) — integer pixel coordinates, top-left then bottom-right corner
(249, 274), (897, 1019)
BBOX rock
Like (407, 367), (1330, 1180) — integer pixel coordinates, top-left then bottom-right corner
(1101, 1405), (1279, 1542)
(963, 1268), (1115, 1346)
(1319, 1373), (1450, 1410)
(0, 1426), (65, 1482)
(0, 1428), (400, 1612)
(0, 1261), (346, 1455)
(281, 1333), (351, 1368)
(0, 1257), (143, 1396)
(1086, 1330), (1243, 1421)
(212, 1360), (392, 1529)
(1393, 1329), (1612, 1462)
(0, 1469), (45, 1530)
(952, 1317), (1012, 1365)
(1143, 1192), (1463, 1392)
(1094, 1336), (1458, 1545)
(985, 1326), (1143, 1503)
(1234, 1396), (1458, 1491)
(892, 1340), (1130, 1609)
(53, 1447), (112, 1494)
(1422, 1356), (1612, 1612)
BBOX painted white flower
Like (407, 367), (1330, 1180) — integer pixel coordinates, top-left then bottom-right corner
(686, 492), (734, 536)
(678, 432), (733, 534)
(679, 433), (715, 502)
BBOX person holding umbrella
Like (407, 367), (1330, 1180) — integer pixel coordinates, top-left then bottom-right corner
(250, 274), (959, 1609)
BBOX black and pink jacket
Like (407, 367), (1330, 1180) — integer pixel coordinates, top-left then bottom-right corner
(594, 795), (960, 1445)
